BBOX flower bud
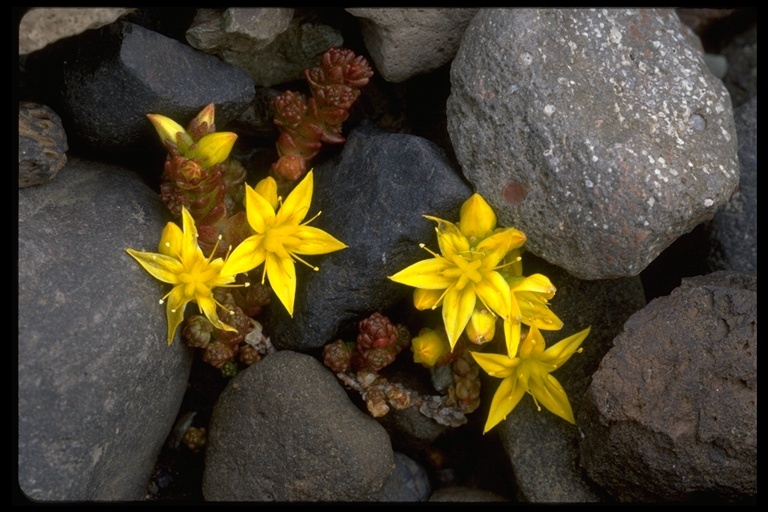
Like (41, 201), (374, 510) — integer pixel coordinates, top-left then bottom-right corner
(191, 132), (237, 168)
(465, 307), (497, 345)
(411, 328), (452, 367)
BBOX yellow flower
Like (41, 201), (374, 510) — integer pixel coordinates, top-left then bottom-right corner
(126, 207), (244, 345)
(389, 193), (526, 350)
(472, 325), (590, 433)
(147, 112), (237, 168)
(465, 305), (497, 345)
(503, 273), (564, 358)
(220, 170), (347, 316)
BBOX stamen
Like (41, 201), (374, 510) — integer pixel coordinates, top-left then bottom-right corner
(206, 235), (223, 263)
(419, 243), (441, 258)
(493, 255), (522, 271)
(301, 210), (322, 226)
(292, 253), (319, 271)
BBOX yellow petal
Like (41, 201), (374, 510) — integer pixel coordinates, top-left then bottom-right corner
(509, 273), (556, 297)
(292, 225), (347, 255)
(245, 184), (276, 234)
(147, 114), (186, 147)
(254, 176), (279, 210)
(426, 216), (469, 257)
(459, 193), (496, 243)
(192, 132), (237, 167)
(388, 258), (454, 289)
(475, 271), (511, 319)
(164, 289), (189, 346)
(477, 228), (526, 267)
(518, 293), (563, 331)
(518, 325), (546, 359)
(266, 252), (297, 317)
(483, 375), (525, 433)
(529, 372), (575, 424)
(179, 207), (201, 261)
(198, 296), (237, 333)
(158, 221), (183, 257)
(277, 169), (313, 226)
(503, 317), (522, 358)
(220, 235), (266, 276)
(442, 285), (476, 349)
(470, 351), (518, 378)
(540, 327), (590, 368)
(126, 248), (183, 284)
(413, 288), (443, 310)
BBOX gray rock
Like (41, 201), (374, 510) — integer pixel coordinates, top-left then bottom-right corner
(495, 254), (645, 503)
(447, 8), (739, 280)
(220, 16), (343, 87)
(18, 157), (193, 500)
(721, 21), (757, 108)
(579, 271), (757, 503)
(25, 21), (254, 159)
(706, 96), (756, 273)
(346, 8), (478, 83)
(186, 8), (294, 53)
(265, 121), (472, 350)
(202, 350), (394, 501)
(378, 452), (431, 502)
(18, 102), (68, 188)
(18, 7), (135, 54)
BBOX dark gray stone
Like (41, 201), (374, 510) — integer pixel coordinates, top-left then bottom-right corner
(18, 157), (193, 500)
(265, 121), (472, 351)
(580, 271), (757, 503)
(495, 254), (645, 503)
(706, 96), (756, 273)
(18, 102), (68, 188)
(26, 21), (254, 160)
(447, 8), (739, 280)
(378, 452), (431, 502)
(721, 21), (757, 108)
(429, 486), (507, 502)
(346, 8), (479, 83)
(202, 350), (394, 501)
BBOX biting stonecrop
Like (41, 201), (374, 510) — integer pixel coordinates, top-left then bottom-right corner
(126, 206), (247, 346)
(220, 170), (347, 317)
(388, 192), (590, 432)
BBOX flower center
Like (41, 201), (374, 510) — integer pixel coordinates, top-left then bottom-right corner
(178, 255), (216, 298)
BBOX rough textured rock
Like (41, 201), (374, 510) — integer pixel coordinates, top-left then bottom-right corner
(215, 16), (343, 87)
(496, 254), (645, 503)
(202, 351), (394, 501)
(346, 8), (478, 83)
(720, 22), (757, 109)
(24, 21), (254, 161)
(447, 8), (739, 280)
(18, 7), (135, 54)
(377, 452), (431, 502)
(18, 102), (68, 188)
(265, 121), (472, 350)
(18, 158), (193, 500)
(706, 96), (756, 273)
(186, 8), (294, 53)
(579, 271), (757, 503)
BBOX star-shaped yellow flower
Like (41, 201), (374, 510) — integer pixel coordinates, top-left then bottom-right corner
(389, 193), (526, 350)
(472, 325), (590, 433)
(503, 273), (564, 358)
(126, 206), (242, 345)
(220, 170), (347, 317)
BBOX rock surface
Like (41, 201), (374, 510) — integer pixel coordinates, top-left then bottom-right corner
(18, 102), (68, 188)
(18, 158), (193, 500)
(447, 8), (739, 280)
(202, 350), (393, 501)
(579, 271), (757, 502)
(265, 121), (472, 350)
(346, 8), (479, 83)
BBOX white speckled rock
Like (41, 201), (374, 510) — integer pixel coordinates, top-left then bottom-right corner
(448, 8), (739, 279)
